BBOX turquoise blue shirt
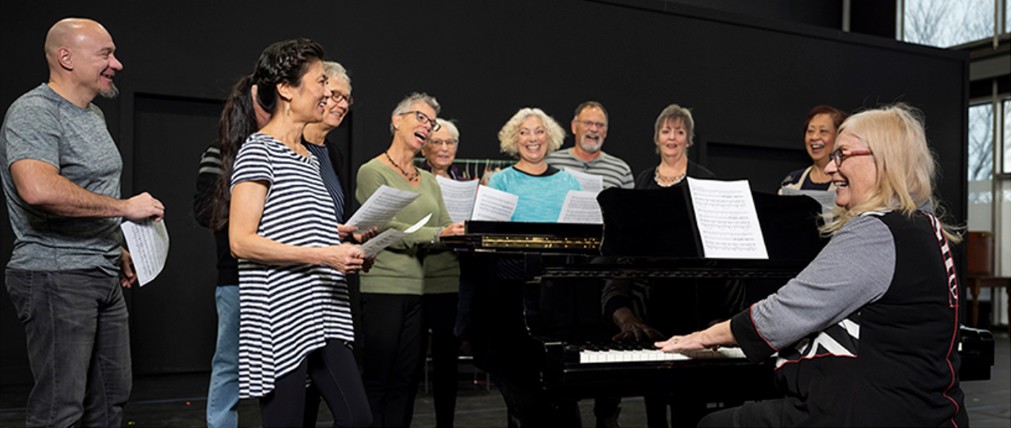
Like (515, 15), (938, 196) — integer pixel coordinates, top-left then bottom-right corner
(488, 166), (582, 222)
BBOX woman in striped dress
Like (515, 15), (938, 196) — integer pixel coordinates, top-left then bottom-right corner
(228, 38), (371, 427)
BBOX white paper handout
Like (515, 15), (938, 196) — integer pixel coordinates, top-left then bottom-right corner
(360, 213), (433, 258)
(563, 168), (604, 194)
(779, 187), (837, 214)
(120, 220), (170, 286)
(687, 177), (768, 259)
(435, 176), (480, 222)
(557, 190), (603, 224)
(471, 185), (518, 221)
(345, 185), (421, 230)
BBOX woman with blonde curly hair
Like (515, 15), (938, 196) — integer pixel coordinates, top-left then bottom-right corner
(488, 107), (581, 222)
(656, 104), (967, 427)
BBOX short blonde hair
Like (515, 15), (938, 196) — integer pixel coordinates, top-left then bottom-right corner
(820, 104), (958, 241)
(497, 107), (565, 157)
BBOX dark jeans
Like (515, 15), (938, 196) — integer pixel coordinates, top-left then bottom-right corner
(5, 268), (131, 427)
(260, 340), (371, 428)
(360, 293), (423, 427)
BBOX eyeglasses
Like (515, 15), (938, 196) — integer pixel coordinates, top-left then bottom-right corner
(829, 148), (873, 167)
(576, 120), (607, 129)
(328, 92), (354, 106)
(427, 139), (457, 148)
(400, 110), (440, 131)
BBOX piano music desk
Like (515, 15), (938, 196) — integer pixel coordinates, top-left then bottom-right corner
(967, 276), (1010, 334)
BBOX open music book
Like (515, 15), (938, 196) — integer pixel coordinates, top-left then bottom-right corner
(435, 177), (602, 224)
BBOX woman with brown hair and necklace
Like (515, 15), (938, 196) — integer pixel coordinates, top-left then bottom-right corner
(354, 92), (464, 427)
(634, 103), (715, 189)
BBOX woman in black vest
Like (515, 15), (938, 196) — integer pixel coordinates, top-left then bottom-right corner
(657, 104), (967, 427)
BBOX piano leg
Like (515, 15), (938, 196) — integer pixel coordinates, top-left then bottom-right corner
(492, 372), (581, 427)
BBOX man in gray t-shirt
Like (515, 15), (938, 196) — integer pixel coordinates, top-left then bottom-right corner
(0, 18), (164, 427)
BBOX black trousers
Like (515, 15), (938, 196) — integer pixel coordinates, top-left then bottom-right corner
(419, 292), (461, 428)
(259, 340), (371, 428)
(360, 293), (424, 427)
(698, 397), (806, 428)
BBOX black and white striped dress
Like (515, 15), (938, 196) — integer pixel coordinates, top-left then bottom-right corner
(231, 133), (354, 399)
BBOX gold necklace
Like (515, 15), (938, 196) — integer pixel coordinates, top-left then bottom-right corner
(654, 167), (686, 186)
(384, 151), (419, 183)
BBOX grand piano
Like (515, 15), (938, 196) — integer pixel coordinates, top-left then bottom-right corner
(444, 186), (995, 425)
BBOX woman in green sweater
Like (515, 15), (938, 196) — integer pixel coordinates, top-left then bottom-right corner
(354, 92), (464, 427)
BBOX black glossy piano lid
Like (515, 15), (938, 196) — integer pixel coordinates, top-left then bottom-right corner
(597, 186), (828, 261)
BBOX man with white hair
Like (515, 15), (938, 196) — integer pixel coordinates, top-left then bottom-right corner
(0, 18), (164, 427)
(546, 101), (634, 190)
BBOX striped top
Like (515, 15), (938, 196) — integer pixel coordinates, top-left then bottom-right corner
(545, 148), (634, 189)
(231, 133), (354, 399)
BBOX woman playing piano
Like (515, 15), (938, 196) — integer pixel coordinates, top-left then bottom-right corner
(657, 104), (967, 427)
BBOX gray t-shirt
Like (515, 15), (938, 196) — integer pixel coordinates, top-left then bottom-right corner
(0, 84), (123, 273)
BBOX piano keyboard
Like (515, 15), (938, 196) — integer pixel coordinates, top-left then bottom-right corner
(577, 342), (746, 364)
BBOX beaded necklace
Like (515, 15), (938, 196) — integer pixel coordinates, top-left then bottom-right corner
(654, 168), (686, 187)
(384, 150), (419, 183)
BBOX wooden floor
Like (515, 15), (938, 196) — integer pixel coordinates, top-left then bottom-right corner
(1, 332), (1008, 427)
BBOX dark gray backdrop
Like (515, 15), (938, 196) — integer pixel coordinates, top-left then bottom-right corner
(0, 0), (966, 383)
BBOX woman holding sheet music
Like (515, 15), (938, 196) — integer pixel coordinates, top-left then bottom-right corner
(635, 104), (715, 189)
(354, 93), (463, 427)
(657, 104), (967, 427)
(227, 39), (370, 426)
(413, 117), (468, 427)
(488, 107), (581, 222)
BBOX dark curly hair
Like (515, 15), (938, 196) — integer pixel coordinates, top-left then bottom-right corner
(252, 38), (326, 114)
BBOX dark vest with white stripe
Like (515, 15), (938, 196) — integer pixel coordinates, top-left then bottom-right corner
(774, 211), (967, 427)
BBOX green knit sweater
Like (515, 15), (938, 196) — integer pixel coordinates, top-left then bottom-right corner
(355, 157), (460, 295)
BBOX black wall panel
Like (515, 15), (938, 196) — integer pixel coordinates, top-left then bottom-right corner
(0, 0), (967, 383)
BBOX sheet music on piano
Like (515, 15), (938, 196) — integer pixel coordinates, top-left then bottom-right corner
(687, 178), (768, 259)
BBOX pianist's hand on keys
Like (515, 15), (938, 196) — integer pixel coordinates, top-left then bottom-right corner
(578, 341), (746, 364)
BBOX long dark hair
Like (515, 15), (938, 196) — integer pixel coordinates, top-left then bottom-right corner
(209, 75), (258, 231)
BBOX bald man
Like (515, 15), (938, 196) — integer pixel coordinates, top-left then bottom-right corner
(0, 18), (163, 427)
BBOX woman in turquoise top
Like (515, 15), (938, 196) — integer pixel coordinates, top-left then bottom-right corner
(488, 107), (581, 222)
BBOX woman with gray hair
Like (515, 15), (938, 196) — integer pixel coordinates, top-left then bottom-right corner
(419, 118), (469, 180)
(634, 103), (715, 188)
(301, 61), (372, 237)
(488, 107), (581, 222)
(355, 92), (464, 427)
